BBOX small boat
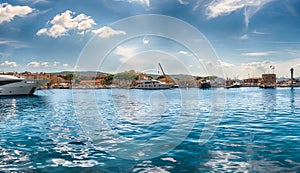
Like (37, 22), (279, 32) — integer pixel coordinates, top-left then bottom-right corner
(279, 82), (300, 88)
(134, 79), (174, 89)
(224, 82), (241, 89)
(0, 75), (48, 96)
(259, 84), (275, 89)
(133, 62), (175, 90)
(199, 80), (211, 89)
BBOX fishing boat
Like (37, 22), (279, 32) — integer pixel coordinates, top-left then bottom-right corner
(0, 75), (48, 96)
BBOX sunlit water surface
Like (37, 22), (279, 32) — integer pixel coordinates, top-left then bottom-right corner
(0, 88), (300, 172)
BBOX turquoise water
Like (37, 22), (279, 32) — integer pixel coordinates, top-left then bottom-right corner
(0, 88), (300, 172)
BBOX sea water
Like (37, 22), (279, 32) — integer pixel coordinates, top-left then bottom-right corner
(0, 88), (299, 172)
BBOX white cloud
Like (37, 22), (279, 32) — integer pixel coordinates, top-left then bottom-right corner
(0, 39), (28, 48)
(0, 40), (10, 45)
(252, 29), (268, 35)
(130, 0), (150, 7)
(179, 50), (188, 54)
(27, 61), (64, 68)
(205, 60), (235, 69)
(77, 18), (95, 31)
(0, 3), (33, 24)
(36, 28), (47, 36)
(36, 10), (96, 38)
(243, 0), (274, 29)
(0, 61), (18, 67)
(178, 50), (193, 56)
(193, 0), (203, 11)
(242, 60), (272, 74)
(116, 0), (150, 7)
(143, 39), (149, 44)
(211, 60), (271, 79)
(272, 58), (300, 78)
(207, 58), (300, 79)
(41, 62), (49, 67)
(217, 60), (235, 68)
(48, 25), (67, 37)
(242, 59), (300, 78)
(115, 46), (137, 63)
(205, 0), (274, 29)
(92, 26), (126, 38)
(20, 0), (50, 4)
(27, 61), (40, 68)
(241, 51), (274, 56)
(62, 64), (69, 67)
(143, 37), (149, 44)
(205, 58), (300, 79)
(178, 0), (189, 5)
(240, 34), (248, 40)
(206, 0), (245, 18)
(53, 61), (60, 67)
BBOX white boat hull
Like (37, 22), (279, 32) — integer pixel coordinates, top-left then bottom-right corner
(134, 84), (173, 89)
(0, 79), (48, 96)
(133, 80), (174, 89)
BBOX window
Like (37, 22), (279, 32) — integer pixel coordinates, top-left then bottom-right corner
(0, 80), (22, 86)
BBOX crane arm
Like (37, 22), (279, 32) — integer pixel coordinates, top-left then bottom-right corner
(158, 63), (169, 83)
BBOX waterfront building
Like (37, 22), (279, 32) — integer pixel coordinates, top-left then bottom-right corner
(260, 74), (276, 88)
(261, 74), (276, 84)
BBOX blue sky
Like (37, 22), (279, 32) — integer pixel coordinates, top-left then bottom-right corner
(0, 0), (300, 78)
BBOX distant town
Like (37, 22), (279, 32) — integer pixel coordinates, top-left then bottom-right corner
(1, 69), (299, 89)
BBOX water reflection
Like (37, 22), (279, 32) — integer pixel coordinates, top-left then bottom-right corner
(204, 150), (248, 172)
(261, 89), (277, 116)
(290, 88), (295, 112)
(0, 98), (17, 121)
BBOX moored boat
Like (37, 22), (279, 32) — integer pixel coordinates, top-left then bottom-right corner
(259, 84), (275, 89)
(0, 75), (48, 96)
(133, 62), (175, 89)
(199, 80), (211, 89)
(134, 79), (174, 89)
(224, 82), (241, 89)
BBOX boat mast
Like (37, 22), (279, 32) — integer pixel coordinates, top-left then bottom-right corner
(158, 63), (169, 83)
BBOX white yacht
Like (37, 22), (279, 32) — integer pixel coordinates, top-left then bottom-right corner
(0, 75), (48, 96)
(134, 79), (174, 89)
(132, 63), (175, 89)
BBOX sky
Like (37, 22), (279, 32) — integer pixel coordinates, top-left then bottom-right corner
(0, 0), (300, 78)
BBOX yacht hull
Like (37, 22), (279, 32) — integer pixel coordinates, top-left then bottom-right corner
(133, 80), (174, 89)
(134, 85), (173, 89)
(0, 79), (48, 96)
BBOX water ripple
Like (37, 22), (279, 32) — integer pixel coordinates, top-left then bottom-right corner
(0, 88), (299, 172)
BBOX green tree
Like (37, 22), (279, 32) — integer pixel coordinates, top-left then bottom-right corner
(114, 72), (138, 80)
(156, 75), (165, 80)
(65, 73), (73, 80)
(103, 74), (114, 85)
(64, 73), (74, 83)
